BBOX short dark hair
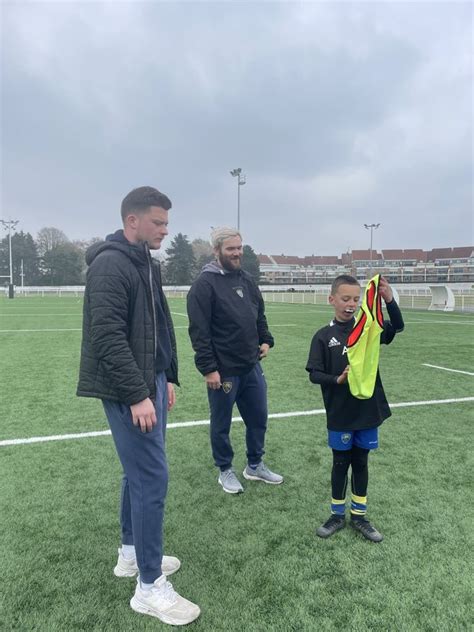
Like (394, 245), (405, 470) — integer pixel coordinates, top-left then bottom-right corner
(331, 274), (360, 295)
(121, 186), (172, 221)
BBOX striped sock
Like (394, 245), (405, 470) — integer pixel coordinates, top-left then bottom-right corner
(350, 493), (367, 517)
(331, 498), (346, 516)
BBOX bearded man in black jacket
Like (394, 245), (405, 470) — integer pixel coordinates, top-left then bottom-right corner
(187, 227), (283, 494)
(77, 187), (200, 626)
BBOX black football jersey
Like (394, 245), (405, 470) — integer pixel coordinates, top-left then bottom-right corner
(306, 300), (404, 431)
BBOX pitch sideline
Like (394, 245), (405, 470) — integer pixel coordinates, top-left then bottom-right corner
(1, 396), (473, 448)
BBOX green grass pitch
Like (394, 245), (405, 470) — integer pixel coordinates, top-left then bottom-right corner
(1, 296), (473, 631)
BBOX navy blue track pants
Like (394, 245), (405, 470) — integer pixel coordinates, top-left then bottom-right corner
(102, 371), (168, 584)
(207, 363), (268, 470)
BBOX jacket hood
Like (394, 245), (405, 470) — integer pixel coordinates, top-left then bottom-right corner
(85, 229), (149, 267)
(201, 260), (240, 276)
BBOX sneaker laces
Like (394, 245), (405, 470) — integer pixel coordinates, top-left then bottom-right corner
(152, 579), (178, 606)
(325, 515), (343, 528)
(222, 469), (236, 482)
(354, 518), (376, 533)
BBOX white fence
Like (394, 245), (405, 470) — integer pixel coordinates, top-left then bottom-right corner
(4, 283), (474, 312)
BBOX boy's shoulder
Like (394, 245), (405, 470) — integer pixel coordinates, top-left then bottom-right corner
(311, 321), (336, 340)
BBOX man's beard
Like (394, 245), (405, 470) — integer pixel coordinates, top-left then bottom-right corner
(219, 254), (241, 271)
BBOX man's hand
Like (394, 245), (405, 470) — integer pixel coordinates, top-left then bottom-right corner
(167, 383), (176, 411)
(205, 371), (222, 390)
(130, 398), (157, 433)
(336, 366), (350, 385)
(379, 276), (393, 303)
(259, 343), (270, 359)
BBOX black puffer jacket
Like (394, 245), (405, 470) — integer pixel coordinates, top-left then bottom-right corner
(77, 230), (178, 406)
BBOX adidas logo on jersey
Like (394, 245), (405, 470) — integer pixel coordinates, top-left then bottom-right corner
(328, 337), (341, 348)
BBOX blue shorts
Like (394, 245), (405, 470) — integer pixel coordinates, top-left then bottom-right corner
(328, 428), (379, 451)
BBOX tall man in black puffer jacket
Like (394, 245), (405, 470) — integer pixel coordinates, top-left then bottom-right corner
(187, 227), (283, 495)
(77, 187), (200, 626)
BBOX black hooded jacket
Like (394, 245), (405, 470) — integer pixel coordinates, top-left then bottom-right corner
(187, 262), (274, 377)
(77, 230), (178, 406)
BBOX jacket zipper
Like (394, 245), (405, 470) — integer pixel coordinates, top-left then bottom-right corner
(146, 247), (157, 364)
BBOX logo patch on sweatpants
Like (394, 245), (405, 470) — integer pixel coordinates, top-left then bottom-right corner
(222, 381), (233, 394)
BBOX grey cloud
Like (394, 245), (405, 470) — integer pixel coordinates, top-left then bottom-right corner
(1, 1), (472, 255)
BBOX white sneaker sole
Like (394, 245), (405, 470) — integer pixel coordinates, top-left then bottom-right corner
(242, 470), (283, 484)
(130, 596), (200, 626)
(114, 558), (180, 578)
(114, 566), (137, 578)
(218, 478), (243, 494)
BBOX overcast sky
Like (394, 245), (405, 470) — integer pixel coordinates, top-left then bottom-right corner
(2, 1), (472, 256)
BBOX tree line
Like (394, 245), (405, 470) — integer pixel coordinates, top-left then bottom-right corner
(0, 228), (261, 286)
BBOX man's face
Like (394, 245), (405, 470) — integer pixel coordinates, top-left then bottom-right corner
(131, 206), (169, 250)
(329, 283), (361, 322)
(215, 236), (243, 271)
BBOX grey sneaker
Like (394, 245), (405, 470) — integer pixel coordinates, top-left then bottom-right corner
(242, 462), (283, 485)
(218, 468), (244, 494)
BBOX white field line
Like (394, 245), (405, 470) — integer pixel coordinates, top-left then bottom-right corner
(0, 313), (82, 316)
(170, 312), (188, 317)
(405, 320), (474, 325)
(422, 363), (474, 376)
(1, 396), (472, 448)
(0, 328), (82, 333)
(172, 323), (298, 329)
(0, 324), (299, 333)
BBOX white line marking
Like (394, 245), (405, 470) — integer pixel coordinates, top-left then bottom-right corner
(422, 363), (474, 376)
(0, 328), (82, 333)
(173, 323), (298, 329)
(405, 320), (474, 325)
(1, 396), (472, 448)
(0, 313), (82, 316)
(170, 312), (188, 317)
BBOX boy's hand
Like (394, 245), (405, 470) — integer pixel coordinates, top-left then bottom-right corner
(259, 343), (270, 359)
(336, 366), (350, 384)
(379, 276), (393, 303)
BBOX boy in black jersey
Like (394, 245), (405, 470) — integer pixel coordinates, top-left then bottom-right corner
(306, 274), (404, 542)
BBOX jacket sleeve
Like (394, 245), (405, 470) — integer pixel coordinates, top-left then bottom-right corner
(187, 278), (219, 376)
(381, 299), (405, 345)
(306, 332), (339, 385)
(255, 285), (274, 348)
(87, 255), (150, 405)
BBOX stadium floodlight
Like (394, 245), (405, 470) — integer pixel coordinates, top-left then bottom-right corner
(230, 168), (246, 231)
(364, 223), (381, 269)
(0, 218), (19, 298)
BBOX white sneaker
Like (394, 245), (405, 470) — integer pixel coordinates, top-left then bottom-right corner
(130, 574), (201, 625)
(114, 549), (181, 578)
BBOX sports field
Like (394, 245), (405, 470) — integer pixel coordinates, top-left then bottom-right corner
(1, 296), (473, 631)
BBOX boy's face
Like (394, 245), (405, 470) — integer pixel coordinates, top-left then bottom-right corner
(329, 283), (361, 322)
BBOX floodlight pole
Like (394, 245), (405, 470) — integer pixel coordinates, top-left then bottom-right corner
(364, 223), (380, 270)
(230, 168), (246, 231)
(0, 219), (19, 298)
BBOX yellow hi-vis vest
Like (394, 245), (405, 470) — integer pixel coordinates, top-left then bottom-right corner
(347, 274), (384, 399)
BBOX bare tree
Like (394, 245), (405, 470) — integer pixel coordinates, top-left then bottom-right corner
(36, 227), (69, 257)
